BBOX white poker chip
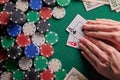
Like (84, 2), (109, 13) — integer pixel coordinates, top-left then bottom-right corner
(32, 32), (45, 46)
(52, 6), (66, 19)
(18, 57), (33, 70)
(15, 0), (29, 12)
(48, 59), (62, 72)
(0, 72), (12, 80)
(23, 22), (36, 36)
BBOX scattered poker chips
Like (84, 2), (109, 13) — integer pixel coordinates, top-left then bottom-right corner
(55, 69), (67, 80)
(1, 36), (15, 49)
(18, 57), (32, 70)
(52, 6), (66, 19)
(7, 24), (22, 37)
(16, 33), (31, 47)
(0, 71), (12, 80)
(36, 20), (50, 33)
(24, 43), (39, 58)
(0, 0), (70, 79)
(0, 11), (10, 25)
(34, 56), (48, 71)
(7, 45), (22, 59)
(40, 69), (54, 80)
(48, 59), (62, 72)
(31, 32), (45, 46)
(23, 22), (36, 36)
(45, 31), (59, 45)
(57, 0), (71, 7)
(40, 43), (54, 58)
(39, 7), (52, 20)
(25, 68), (39, 80)
(15, 0), (29, 12)
(27, 10), (40, 23)
(29, 0), (43, 10)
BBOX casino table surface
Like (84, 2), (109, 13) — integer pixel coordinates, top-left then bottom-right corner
(49, 0), (120, 80)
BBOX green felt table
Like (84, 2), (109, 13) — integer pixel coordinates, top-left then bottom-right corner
(49, 0), (120, 80)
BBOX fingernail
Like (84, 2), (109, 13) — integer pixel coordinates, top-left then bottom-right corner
(81, 51), (84, 54)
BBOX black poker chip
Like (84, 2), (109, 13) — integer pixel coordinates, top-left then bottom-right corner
(43, 0), (56, 6)
(36, 20), (50, 33)
(0, 62), (6, 75)
(25, 68), (39, 80)
(7, 45), (22, 59)
(10, 9), (26, 25)
(3, 2), (15, 13)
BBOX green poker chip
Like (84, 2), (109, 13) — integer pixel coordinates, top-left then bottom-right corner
(13, 69), (25, 80)
(55, 69), (67, 80)
(27, 10), (40, 23)
(1, 36), (15, 49)
(45, 31), (59, 45)
(0, 6), (3, 12)
(34, 56), (48, 71)
(5, 59), (17, 72)
(57, 0), (71, 6)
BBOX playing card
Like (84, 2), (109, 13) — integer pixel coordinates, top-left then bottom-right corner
(64, 67), (88, 80)
(66, 14), (86, 39)
(66, 34), (79, 49)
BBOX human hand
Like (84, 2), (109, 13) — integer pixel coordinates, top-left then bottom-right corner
(79, 37), (120, 80)
(83, 19), (120, 50)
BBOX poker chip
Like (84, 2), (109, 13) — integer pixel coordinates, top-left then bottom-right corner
(48, 59), (62, 72)
(31, 32), (45, 46)
(1, 36), (15, 49)
(10, 9), (26, 24)
(0, 62), (6, 74)
(55, 69), (67, 80)
(5, 59), (17, 72)
(0, 72), (12, 80)
(7, 24), (22, 37)
(18, 57), (33, 70)
(29, 0), (43, 10)
(52, 6), (66, 19)
(25, 68), (39, 80)
(43, 0), (56, 6)
(34, 56), (48, 71)
(15, 0), (29, 12)
(16, 33), (31, 47)
(0, 0), (9, 4)
(23, 22), (36, 36)
(13, 69), (25, 80)
(24, 43), (39, 58)
(40, 43), (54, 58)
(36, 20), (50, 33)
(45, 31), (58, 45)
(0, 11), (10, 25)
(27, 10), (40, 23)
(7, 45), (22, 59)
(39, 7), (52, 20)
(3, 2), (15, 13)
(40, 69), (54, 80)
(57, 0), (71, 6)
(0, 6), (3, 12)
(0, 48), (7, 62)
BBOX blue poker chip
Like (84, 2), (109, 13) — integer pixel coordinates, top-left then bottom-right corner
(7, 24), (22, 37)
(29, 0), (43, 10)
(24, 43), (39, 58)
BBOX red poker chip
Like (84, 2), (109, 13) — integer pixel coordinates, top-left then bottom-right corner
(40, 69), (54, 80)
(40, 43), (54, 58)
(0, 11), (10, 25)
(16, 33), (31, 47)
(0, 0), (9, 4)
(0, 48), (8, 62)
(39, 7), (52, 20)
